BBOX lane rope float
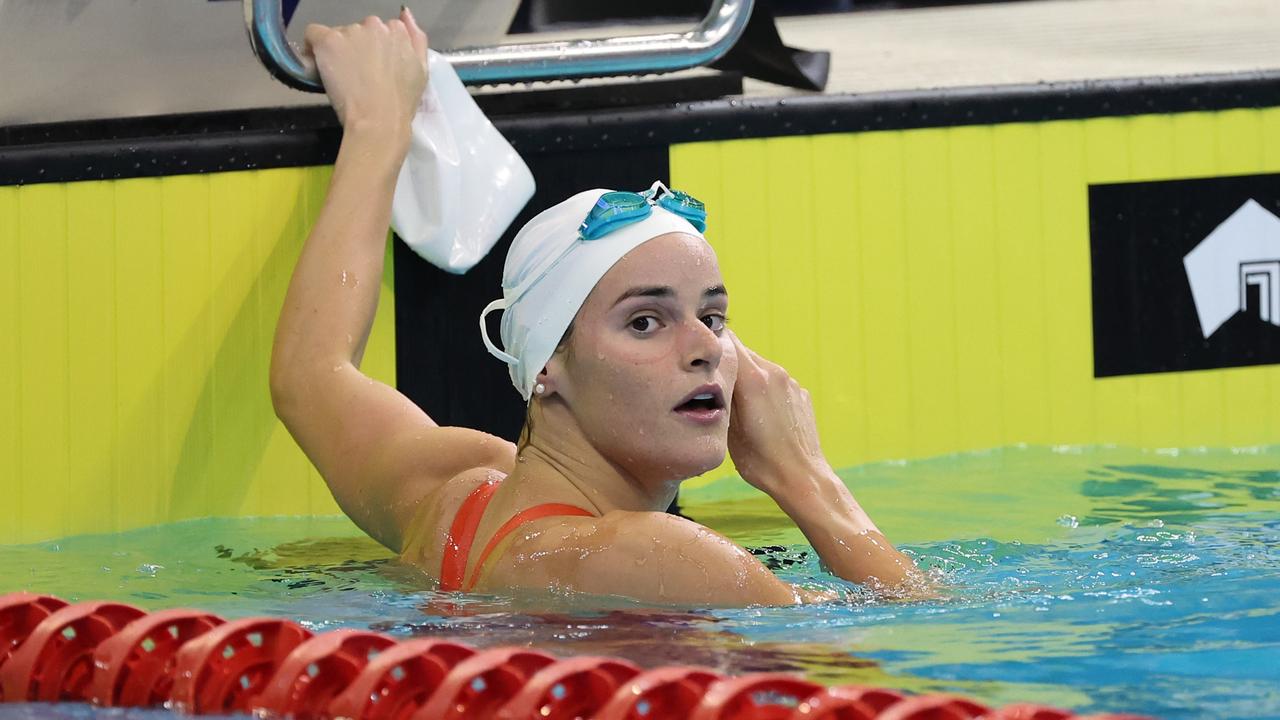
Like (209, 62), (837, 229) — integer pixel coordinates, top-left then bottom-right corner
(0, 593), (1153, 719)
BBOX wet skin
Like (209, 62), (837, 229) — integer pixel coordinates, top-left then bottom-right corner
(275, 10), (930, 606)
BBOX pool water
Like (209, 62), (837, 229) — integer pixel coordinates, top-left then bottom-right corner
(1, 445), (1277, 719)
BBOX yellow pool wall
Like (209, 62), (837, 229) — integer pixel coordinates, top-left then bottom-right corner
(675, 109), (1280, 483)
(0, 167), (398, 544)
(4, 107), (1280, 543)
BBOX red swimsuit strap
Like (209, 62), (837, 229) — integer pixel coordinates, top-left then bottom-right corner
(439, 479), (501, 592)
(439, 479), (595, 593)
(462, 503), (595, 592)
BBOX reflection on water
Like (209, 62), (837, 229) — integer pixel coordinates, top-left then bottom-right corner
(1, 446), (1278, 720)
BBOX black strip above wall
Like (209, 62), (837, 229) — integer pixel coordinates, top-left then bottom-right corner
(3, 70), (1280, 187)
(501, 71), (1280, 153)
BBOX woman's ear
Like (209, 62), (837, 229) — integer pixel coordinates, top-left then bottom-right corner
(532, 369), (549, 398)
(536, 354), (567, 399)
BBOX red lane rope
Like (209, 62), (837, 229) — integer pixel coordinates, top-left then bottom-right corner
(0, 593), (1154, 719)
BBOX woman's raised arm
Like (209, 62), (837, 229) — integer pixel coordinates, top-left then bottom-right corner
(270, 10), (514, 553)
(726, 332), (937, 600)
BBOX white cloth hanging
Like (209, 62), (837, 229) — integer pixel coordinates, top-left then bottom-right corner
(391, 49), (535, 274)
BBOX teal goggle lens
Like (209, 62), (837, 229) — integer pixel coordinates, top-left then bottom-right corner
(578, 188), (708, 240)
(657, 190), (707, 232)
(579, 192), (652, 240)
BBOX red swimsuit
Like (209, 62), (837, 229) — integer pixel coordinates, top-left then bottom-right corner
(438, 478), (593, 592)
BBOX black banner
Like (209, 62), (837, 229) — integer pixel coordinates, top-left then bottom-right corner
(1090, 173), (1280, 377)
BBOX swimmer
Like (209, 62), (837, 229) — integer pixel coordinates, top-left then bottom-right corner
(271, 8), (933, 606)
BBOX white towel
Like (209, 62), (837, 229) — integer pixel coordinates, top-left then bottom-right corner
(391, 50), (535, 274)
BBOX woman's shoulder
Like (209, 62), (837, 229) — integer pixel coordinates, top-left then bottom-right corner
(484, 510), (796, 603)
(477, 508), (781, 603)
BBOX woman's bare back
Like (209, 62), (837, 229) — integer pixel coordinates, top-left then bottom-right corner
(398, 465), (505, 584)
(396, 458), (808, 605)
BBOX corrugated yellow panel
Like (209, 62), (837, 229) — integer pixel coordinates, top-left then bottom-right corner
(902, 128), (960, 458)
(65, 181), (118, 536)
(673, 107), (1280, 470)
(949, 125), (1005, 452)
(1083, 116), (1135, 185)
(13, 106), (1280, 543)
(717, 139), (774, 352)
(1262, 107), (1280, 167)
(0, 187), (20, 536)
(18, 184), (71, 541)
(207, 171), (264, 518)
(1171, 112), (1216, 176)
(763, 137), (821, 393)
(1127, 114), (1177, 181)
(1215, 109), (1264, 172)
(161, 175), (214, 522)
(1130, 326), (1181, 444)
(1178, 371), (1226, 449)
(114, 178), (167, 532)
(855, 131), (913, 460)
(2, 165), (396, 544)
(993, 124), (1050, 445)
(809, 134), (867, 468)
(1039, 120), (1094, 446)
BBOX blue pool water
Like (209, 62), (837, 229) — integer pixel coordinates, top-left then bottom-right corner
(1, 445), (1277, 719)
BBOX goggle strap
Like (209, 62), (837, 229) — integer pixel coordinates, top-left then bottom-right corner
(479, 298), (520, 367)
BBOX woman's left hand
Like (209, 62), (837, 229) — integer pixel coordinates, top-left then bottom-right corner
(302, 7), (429, 137)
(726, 331), (833, 499)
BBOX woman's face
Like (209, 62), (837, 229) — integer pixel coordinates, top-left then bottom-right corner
(550, 232), (738, 482)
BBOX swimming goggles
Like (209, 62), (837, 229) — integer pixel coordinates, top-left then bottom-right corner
(499, 181), (708, 308)
(579, 181), (707, 240)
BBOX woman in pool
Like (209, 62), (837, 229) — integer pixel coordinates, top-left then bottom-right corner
(271, 9), (930, 606)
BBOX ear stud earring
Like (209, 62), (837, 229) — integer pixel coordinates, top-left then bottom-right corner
(534, 383), (546, 396)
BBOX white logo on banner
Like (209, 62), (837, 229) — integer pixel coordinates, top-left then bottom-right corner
(1183, 199), (1280, 339)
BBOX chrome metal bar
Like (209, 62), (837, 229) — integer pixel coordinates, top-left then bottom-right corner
(244, 0), (319, 92)
(244, 0), (754, 93)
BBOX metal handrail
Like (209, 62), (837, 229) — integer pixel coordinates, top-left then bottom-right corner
(244, 0), (754, 93)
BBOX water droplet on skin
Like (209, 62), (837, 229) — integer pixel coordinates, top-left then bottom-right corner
(340, 271), (349, 285)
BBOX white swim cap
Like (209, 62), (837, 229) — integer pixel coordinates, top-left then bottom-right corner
(480, 182), (705, 400)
